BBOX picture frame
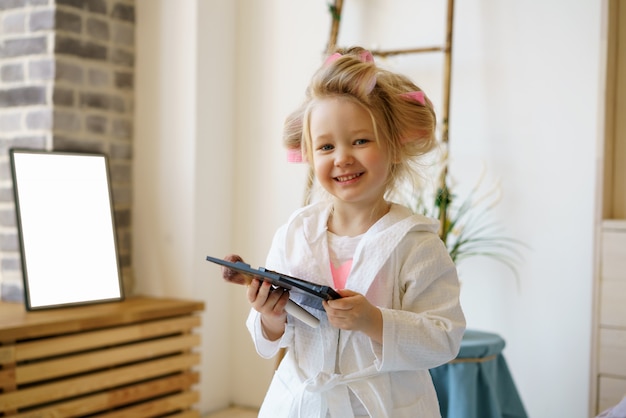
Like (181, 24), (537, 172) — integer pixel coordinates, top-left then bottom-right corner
(9, 149), (124, 310)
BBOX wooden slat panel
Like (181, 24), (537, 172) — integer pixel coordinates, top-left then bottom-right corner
(0, 297), (204, 342)
(14, 315), (201, 362)
(168, 411), (201, 418)
(0, 368), (15, 389)
(10, 372), (199, 418)
(16, 334), (200, 384)
(96, 391), (199, 418)
(599, 328), (626, 376)
(600, 281), (626, 327)
(0, 353), (200, 411)
(600, 226), (626, 328)
(0, 345), (15, 365)
(598, 376), (626, 413)
(601, 228), (626, 282)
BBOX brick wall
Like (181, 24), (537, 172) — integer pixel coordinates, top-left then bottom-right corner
(0, 0), (135, 301)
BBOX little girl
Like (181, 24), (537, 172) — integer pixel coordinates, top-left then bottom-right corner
(223, 46), (465, 418)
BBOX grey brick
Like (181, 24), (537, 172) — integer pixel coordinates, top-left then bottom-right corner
(0, 137), (45, 155)
(114, 208), (130, 227)
(111, 118), (131, 139)
(52, 135), (103, 153)
(55, 60), (83, 84)
(87, 17), (109, 41)
(29, 9), (54, 32)
(1, 281), (25, 303)
(0, 209), (16, 227)
(0, 161), (8, 179)
(55, 36), (107, 60)
(0, 233), (18, 251)
(1, 257), (20, 273)
(111, 3), (134, 23)
(0, 0), (26, 10)
(114, 71), (132, 89)
(0, 187), (15, 202)
(113, 22), (134, 46)
(116, 229), (130, 252)
(85, 114), (107, 134)
(29, 59), (54, 80)
(55, 9), (82, 33)
(110, 142), (131, 159)
(0, 86), (47, 107)
(0, 112), (22, 131)
(0, 36), (47, 58)
(109, 162), (130, 183)
(88, 68), (109, 86)
(86, 0), (106, 14)
(79, 92), (125, 113)
(56, 0), (106, 14)
(53, 110), (80, 131)
(0, 139), (11, 153)
(110, 96), (125, 113)
(1, 135), (46, 152)
(26, 109), (52, 129)
(79, 91), (109, 110)
(1, 63), (24, 82)
(111, 48), (133, 67)
(118, 252), (130, 268)
(111, 185), (131, 205)
(55, 0), (86, 9)
(2, 10), (26, 33)
(53, 87), (74, 106)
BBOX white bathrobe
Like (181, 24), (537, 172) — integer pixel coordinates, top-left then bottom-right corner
(247, 202), (466, 418)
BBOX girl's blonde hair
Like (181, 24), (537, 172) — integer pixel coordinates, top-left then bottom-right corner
(284, 46), (438, 197)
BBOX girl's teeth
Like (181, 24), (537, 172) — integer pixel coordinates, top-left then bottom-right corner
(337, 174), (359, 181)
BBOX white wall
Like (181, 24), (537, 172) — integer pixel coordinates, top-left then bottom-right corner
(134, 1), (603, 416)
(134, 0), (237, 411)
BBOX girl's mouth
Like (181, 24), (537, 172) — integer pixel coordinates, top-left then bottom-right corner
(334, 173), (363, 182)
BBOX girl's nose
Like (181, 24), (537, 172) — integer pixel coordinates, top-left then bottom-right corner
(334, 148), (353, 167)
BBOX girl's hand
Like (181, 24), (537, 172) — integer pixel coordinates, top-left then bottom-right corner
(247, 278), (288, 341)
(219, 255), (286, 340)
(323, 289), (383, 344)
(220, 254), (257, 286)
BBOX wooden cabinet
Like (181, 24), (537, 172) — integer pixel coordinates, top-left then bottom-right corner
(592, 1), (626, 414)
(0, 296), (204, 417)
(596, 221), (626, 412)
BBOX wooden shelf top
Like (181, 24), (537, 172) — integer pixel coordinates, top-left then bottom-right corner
(0, 296), (205, 342)
(603, 219), (626, 231)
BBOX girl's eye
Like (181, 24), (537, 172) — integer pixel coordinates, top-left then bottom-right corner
(354, 139), (370, 145)
(319, 144), (334, 151)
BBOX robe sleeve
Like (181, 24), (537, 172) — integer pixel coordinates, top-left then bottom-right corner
(246, 309), (295, 359)
(245, 224), (295, 358)
(376, 231), (466, 372)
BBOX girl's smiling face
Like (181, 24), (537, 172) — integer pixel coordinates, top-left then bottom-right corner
(309, 96), (391, 207)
